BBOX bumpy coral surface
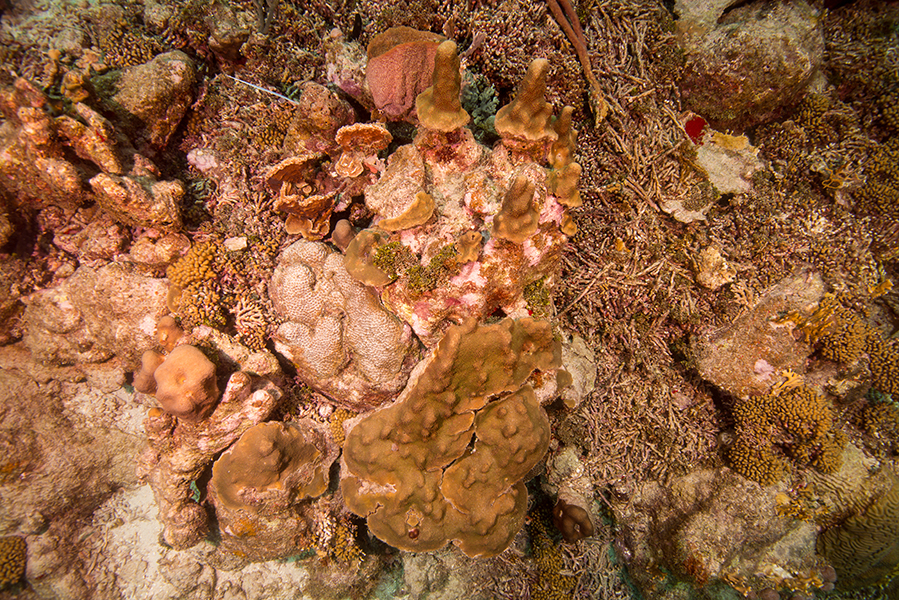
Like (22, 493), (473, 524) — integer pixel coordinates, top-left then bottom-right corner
(0, 536), (25, 590)
(341, 318), (561, 558)
(269, 240), (419, 411)
(209, 420), (339, 561)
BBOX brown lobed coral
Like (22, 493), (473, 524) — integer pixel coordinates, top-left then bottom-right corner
(341, 317), (562, 558)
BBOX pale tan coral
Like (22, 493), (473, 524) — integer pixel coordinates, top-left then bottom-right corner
(415, 40), (470, 132)
(269, 240), (419, 411)
(333, 123), (392, 178)
(341, 318), (560, 558)
(377, 191), (435, 231)
(153, 345), (220, 422)
(331, 219), (356, 252)
(493, 175), (540, 243)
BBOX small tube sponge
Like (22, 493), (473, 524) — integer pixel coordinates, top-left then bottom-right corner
(210, 420), (337, 511)
(153, 345), (220, 422)
(494, 58), (556, 143)
(493, 175), (540, 243)
(415, 40), (470, 132)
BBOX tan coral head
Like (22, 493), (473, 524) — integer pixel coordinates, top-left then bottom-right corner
(152, 345), (220, 422)
(415, 40), (470, 132)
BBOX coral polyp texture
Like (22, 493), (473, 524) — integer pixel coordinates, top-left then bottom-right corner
(269, 240), (419, 411)
(727, 385), (845, 485)
(340, 318), (561, 558)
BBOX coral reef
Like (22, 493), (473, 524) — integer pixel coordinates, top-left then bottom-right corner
(151, 345), (220, 422)
(818, 471), (899, 588)
(354, 50), (575, 347)
(341, 318), (561, 558)
(0, 535), (25, 590)
(137, 333), (284, 549)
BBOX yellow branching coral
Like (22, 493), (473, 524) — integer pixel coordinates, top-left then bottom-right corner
(728, 385), (844, 484)
(341, 318), (560, 558)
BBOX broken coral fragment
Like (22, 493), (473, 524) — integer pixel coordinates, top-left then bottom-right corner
(341, 318), (559, 558)
(415, 40), (470, 132)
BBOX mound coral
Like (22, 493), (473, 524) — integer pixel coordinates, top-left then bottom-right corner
(269, 240), (419, 411)
(152, 345), (220, 422)
(365, 26), (444, 120)
(209, 420), (339, 561)
(341, 318), (562, 558)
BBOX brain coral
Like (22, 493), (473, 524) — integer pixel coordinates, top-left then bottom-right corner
(818, 471), (899, 588)
(340, 317), (561, 558)
(269, 240), (420, 411)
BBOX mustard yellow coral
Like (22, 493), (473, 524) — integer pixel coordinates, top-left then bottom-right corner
(166, 241), (218, 288)
(0, 536), (26, 591)
(728, 386), (844, 485)
(528, 503), (576, 600)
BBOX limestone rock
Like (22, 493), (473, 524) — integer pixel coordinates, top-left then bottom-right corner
(111, 50), (197, 148)
(692, 270), (823, 398)
(23, 263), (168, 367)
(675, 0), (824, 130)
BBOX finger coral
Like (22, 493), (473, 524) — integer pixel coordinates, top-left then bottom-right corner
(341, 318), (560, 558)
